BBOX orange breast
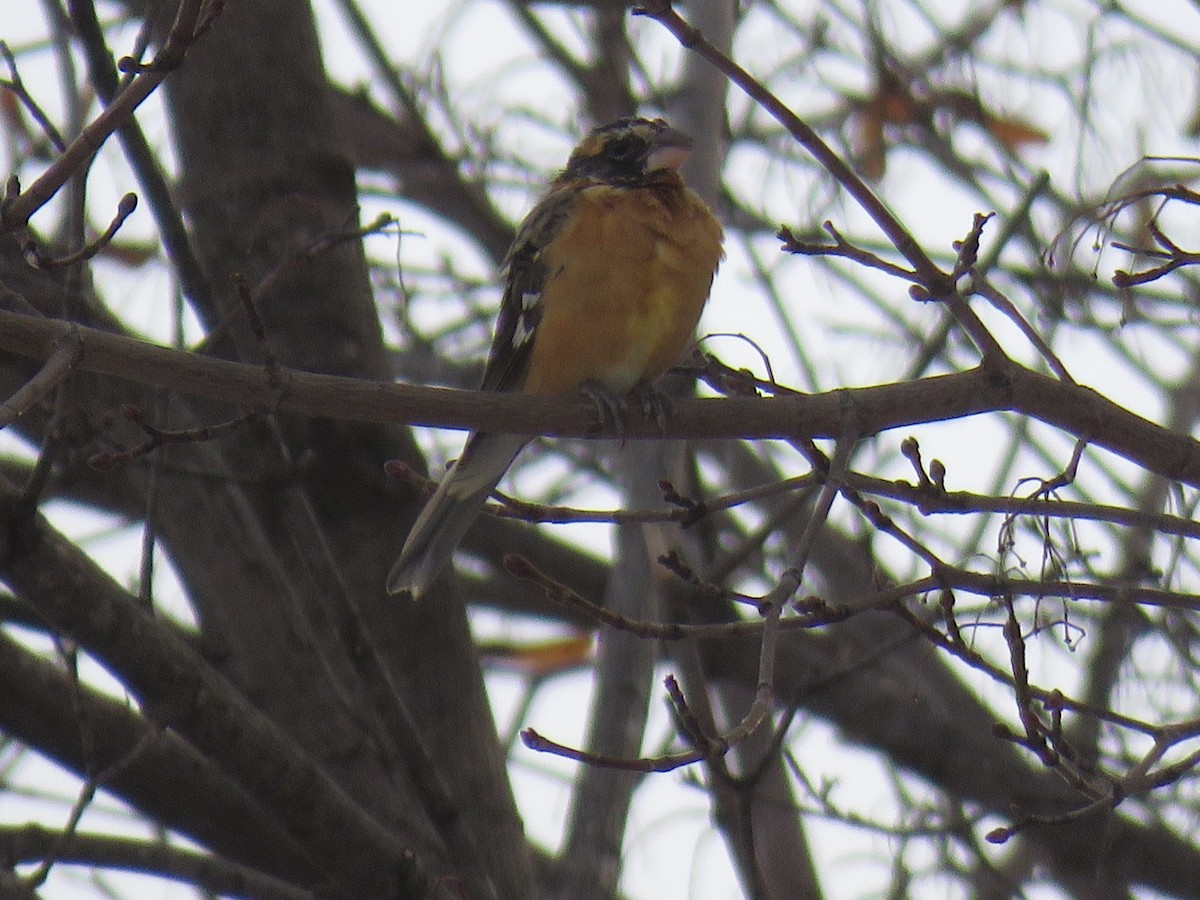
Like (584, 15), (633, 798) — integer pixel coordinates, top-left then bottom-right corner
(520, 182), (723, 397)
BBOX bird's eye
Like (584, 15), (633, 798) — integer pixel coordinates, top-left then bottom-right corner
(604, 134), (644, 163)
(609, 135), (638, 158)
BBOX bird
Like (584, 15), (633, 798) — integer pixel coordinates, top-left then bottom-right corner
(387, 116), (724, 599)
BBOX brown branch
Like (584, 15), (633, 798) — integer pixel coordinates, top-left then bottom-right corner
(935, 566), (1200, 614)
(973, 276), (1075, 383)
(0, 41), (67, 151)
(891, 586), (1161, 736)
(0, 611), (319, 887)
(387, 459), (817, 527)
(0, 488), (436, 898)
(24, 193), (138, 269)
(0, 826), (312, 900)
(65, 0), (213, 310)
(709, 449), (841, 745)
(837, 467), (1200, 541)
(1123, 731), (1200, 796)
(522, 723), (703, 773)
(22, 723), (162, 890)
(633, 0), (1007, 365)
(87, 406), (263, 470)
(520, 439), (856, 774)
(778, 221), (918, 280)
(0, 0), (214, 229)
(4, 309), (1200, 488)
(0, 329), (81, 428)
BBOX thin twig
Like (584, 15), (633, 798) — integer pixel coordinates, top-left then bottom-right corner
(24, 194), (138, 269)
(88, 407), (263, 470)
(0, 330), (81, 429)
(973, 276), (1075, 383)
(66, 0), (213, 309)
(778, 221), (918, 281)
(0, 41), (67, 151)
(1, 0), (213, 228)
(633, 0), (1007, 365)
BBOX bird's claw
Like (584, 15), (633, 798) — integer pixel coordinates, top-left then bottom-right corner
(579, 379), (672, 442)
(580, 379), (628, 440)
(630, 379), (671, 435)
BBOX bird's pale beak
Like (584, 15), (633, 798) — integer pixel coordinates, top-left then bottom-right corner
(646, 125), (694, 172)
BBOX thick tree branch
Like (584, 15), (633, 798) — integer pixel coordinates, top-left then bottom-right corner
(0, 488), (440, 899)
(0, 826), (311, 900)
(0, 627), (319, 889)
(3, 308), (1200, 487)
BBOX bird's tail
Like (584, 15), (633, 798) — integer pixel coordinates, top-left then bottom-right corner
(387, 432), (527, 599)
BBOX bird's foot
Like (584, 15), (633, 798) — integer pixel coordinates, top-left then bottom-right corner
(629, 379), (672, 435)
(580, 379), (628, 440)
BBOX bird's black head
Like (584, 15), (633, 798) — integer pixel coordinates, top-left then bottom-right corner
(562, 117), (693, 184)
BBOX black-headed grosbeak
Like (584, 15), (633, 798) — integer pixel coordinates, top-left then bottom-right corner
(388, 117), (724, 598)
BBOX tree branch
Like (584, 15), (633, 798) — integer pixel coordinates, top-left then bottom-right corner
(3, 307), (1200, 487)
(0, 825), (312, 900)
(0, 487), (439, 899)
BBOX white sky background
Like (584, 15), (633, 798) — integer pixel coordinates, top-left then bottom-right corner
(3, 0), (1200, 897)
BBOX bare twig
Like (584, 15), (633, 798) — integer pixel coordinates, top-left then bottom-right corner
(973, 276), (1075, 383)
(0, 330), (81, 429)
(891, 594), (1158, 737)
(518, 437), (856, 771)
(23, 194), (138, 269)
(634, 0), (1007, 365)
(66, 0), (213, 309)
(0, 41), (67, 151)
(1, 0), (214, 229)
(778, 221), (918, 281)
(88, 406), (263, 470)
